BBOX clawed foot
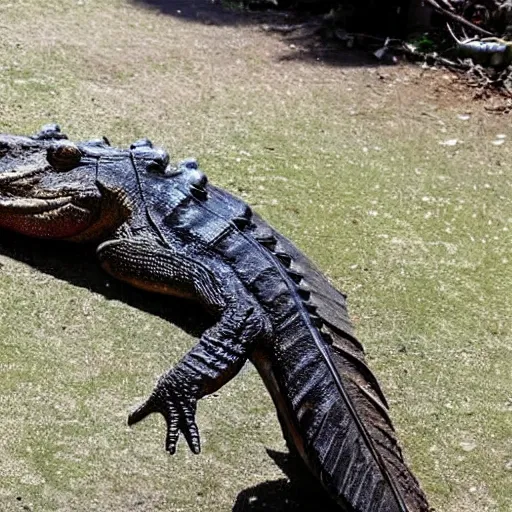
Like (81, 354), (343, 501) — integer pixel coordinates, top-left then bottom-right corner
(128, 382), (201, 455)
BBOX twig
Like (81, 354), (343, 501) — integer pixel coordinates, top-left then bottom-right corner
(262, 23), (309, 33)
(438, 0), (455, 10)
(470, 64), (492, 85)
(485, 102), (512, 113)
(424, 0), (494, 36)
(397, 42), (472, 69)
(446, 22), (462, 43)
(438, 55), (469, 68)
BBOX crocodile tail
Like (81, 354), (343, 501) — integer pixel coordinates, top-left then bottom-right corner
(326, 326), (430, 511)
(269, 311), (430, 511)
(251, 216), (429, 511)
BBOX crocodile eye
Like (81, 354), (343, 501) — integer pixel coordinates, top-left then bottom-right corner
(46, 141), (82, 171)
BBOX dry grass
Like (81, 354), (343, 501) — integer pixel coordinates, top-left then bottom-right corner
(1, 1), (511, 511)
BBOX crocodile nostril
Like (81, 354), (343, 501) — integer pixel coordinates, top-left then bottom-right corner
(46, 141), (82, 171)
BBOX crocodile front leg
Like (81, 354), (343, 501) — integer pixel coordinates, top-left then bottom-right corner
(96, 237), (271, 454)
(128, 305), (265, 454)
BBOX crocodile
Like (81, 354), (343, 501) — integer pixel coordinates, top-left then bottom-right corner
(0, 125), (430, 512)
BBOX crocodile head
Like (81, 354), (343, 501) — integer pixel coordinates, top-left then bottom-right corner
(0, 132), (132, 242)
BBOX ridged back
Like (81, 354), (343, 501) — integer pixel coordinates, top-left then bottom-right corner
(246, 213), (430, 512)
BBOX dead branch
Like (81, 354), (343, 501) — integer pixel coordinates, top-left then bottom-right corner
(424, 0), (495, 36)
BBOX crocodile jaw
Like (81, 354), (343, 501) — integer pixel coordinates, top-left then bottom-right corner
(0, 169), (99, 239)
(0, 196), (96, 239)
(0, 148), (102, 239)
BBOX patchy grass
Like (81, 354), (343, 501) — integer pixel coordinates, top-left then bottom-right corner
(1, 1), (511, 511)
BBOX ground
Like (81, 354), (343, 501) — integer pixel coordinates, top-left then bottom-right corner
(0, 1), (511, 511)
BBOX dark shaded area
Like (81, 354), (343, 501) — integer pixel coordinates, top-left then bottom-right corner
(129, 0), (399, 67)
(233, 450), (339, 512)
(130, 0), (278, 25)
(0, 231), (215, 338)
(131, 0), (410, 34)
(275, 32), (384, 68)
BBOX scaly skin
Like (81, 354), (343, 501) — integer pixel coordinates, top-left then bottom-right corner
(0, 125), (431, 512)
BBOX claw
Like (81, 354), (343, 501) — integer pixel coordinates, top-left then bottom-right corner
(182, 418), (201, 454)
(163, 397), (201, 454)
(128, 387), (201, 455)
(127, 394), (159, 426)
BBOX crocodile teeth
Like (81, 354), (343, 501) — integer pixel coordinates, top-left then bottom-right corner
(255, 236), (277, 251)
(232, 216), (251, 230)
(309, 314), (323, 328)
(321, 331), (334, 345)
(130, 138), (153, 149)
(0, 196), (73, 213)
(303, 301), (318, 314)
(190, 186), (207, 200)
(33, 124), (68, 141)
(188, 170), (208, 200)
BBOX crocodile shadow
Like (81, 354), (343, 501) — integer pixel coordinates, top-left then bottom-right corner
(131, 0), (254, 26)
(130, 0), (295, 26)
(233, 450), (339, 512)
(0, 232), (337, 511)
(0, 230), (214, 337)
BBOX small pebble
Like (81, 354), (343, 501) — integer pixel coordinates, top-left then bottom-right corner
(459, 441), (477, 452)
(439, 139), (459, 146)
